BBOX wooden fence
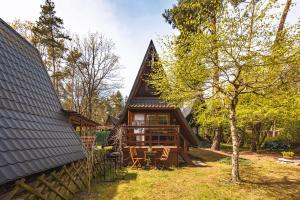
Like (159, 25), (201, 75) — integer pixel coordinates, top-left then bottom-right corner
(1, 150), (105, 200)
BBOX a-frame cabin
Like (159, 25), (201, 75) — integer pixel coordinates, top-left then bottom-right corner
(118, 41), (197, 166)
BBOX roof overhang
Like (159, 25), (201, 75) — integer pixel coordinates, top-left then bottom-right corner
(62, 109), (100, 127)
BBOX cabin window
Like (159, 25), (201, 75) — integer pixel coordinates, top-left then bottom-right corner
(132, 113), (145, 125)
(146, 114), (169, 125)
(133, 113), (145, 142)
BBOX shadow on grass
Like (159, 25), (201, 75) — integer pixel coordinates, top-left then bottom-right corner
(76, 172), (138, 200)
(243, 175), (300, 200)
(238, 160), (300, 200)
(189, 148), (229, 162)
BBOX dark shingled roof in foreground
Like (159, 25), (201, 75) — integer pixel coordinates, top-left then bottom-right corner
(0, 18), (85, 185)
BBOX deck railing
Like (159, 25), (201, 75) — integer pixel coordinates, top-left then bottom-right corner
(122, 125), (180, 147)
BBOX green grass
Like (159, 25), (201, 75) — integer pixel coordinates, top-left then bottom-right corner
(78, 148), (300, 200)
(218, 157), (253, 166)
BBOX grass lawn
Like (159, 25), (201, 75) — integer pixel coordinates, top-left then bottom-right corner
(78, 148), (300, 200)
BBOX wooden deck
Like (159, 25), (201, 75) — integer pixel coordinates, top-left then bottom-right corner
(122, 125), (180, 147)
(123, 145), (179, 167)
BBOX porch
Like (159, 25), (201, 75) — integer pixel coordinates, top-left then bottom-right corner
(122, 125), (180, 147)
(121, 125), (193, 166)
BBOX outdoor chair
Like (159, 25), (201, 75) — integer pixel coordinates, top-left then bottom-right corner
(129, 147), (144, 168)
(156, 147), (170, 169)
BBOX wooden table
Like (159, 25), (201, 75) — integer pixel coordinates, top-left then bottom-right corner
(144, 151), (157, 169)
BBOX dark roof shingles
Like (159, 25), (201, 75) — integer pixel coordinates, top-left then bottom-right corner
(129, 98), (174, 108)
(0, 19), (85, 185)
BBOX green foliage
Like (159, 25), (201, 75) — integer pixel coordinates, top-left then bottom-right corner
(152, 0), (300, 181)
(32, 0), (71, 94)
(237, 88), (300, 146)
(281, 151), (295, 158)
(195, 99), (228, 128)
(163, 0), (222, 35)
(281, 120), (300, 144)
(264, 140), (289, 151)
(96, 131), (111, 145)
(107, 91), (125, 117)
(152, 0), (300, 139)
(32, 0), (70, 48)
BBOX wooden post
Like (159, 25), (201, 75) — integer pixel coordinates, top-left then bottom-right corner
(149, 127), (152, 148)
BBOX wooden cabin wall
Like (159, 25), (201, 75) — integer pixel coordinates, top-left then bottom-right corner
(127, 109), (178, 125)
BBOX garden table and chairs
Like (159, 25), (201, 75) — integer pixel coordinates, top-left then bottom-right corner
(144, 150), (157, 169)
(129, 147), (170, 169)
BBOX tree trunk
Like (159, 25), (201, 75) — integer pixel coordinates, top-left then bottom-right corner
(211, 126), (223, 151)
(238, 128), (245, 148)
(229, 99), (240, 183)
(272, 120), (276, 137)
(275, 0), (292, 43)
(88, 96), (93, 119)
(250, 122), (262, 152)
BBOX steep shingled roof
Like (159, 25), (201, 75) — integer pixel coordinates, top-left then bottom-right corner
(0, 18), (85, 185)
(118, 41), (197, 146)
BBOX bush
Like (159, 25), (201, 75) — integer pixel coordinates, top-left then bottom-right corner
(263, 141), (289, 151)
(281, 151), (295, 158)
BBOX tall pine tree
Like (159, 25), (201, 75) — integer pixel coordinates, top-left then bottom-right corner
(32, 0), (70, 95)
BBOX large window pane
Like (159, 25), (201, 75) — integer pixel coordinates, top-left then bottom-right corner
(146, 114), (169, 125)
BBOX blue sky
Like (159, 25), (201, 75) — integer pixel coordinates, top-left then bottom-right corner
(0, 0), (299, 97)
(0, 0), (176, 96)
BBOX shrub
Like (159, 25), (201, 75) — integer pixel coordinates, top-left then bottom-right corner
(263, 141), (289, 151)
(281, 151), (295, 158)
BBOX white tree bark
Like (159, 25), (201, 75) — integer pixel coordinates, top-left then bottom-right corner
(229, 98), (240, 182)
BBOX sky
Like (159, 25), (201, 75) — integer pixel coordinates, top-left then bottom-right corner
(0, 0), (300, 96)
(0, 0), (176, 96)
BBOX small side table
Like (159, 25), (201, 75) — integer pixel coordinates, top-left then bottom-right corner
(144, 151), (157, 169)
